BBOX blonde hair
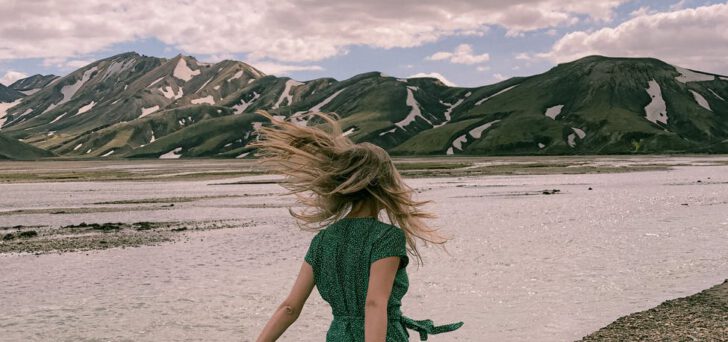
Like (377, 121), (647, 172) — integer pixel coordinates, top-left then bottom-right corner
(248, 110), (449, 265)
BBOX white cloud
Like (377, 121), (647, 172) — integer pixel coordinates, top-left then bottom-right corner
(493, 73), (507, 82)
(539, 3), (728, 74)
(65, 60), (93, 69)
(427, 44), (490, 65)
(252, 61), (323, 75)
(476, 66), (491, 72)
(0, 71), (28, 86)
(515, 53), (532, 61)
(408, 72), (456, 86)
(629, 6), (654, 17)
(42, 57), (92, 69)
(670, 0), (688, 11)
(0, 0), (628, 63)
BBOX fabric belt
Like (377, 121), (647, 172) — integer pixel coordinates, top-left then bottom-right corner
(333, 313), (463, 341)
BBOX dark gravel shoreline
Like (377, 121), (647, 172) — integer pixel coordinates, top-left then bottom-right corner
(580, 279), (728, 341)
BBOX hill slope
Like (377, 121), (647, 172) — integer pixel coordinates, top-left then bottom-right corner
(3, 54), (728, 158)
(0, 133), (56, 160)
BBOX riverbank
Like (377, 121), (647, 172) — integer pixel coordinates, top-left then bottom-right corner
(581, 280), (728, 341)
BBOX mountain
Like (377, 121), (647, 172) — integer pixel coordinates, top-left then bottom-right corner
(2, 53), (727, 159)
(9, 74), (59, 95)
(0, 83), (24, 102)
(0, 132), (56, 160)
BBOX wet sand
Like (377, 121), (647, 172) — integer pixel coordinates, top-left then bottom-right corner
(1, 157), (727, 341)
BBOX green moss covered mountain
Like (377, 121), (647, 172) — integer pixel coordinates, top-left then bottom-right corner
(1, 53), (727, 159)
(0, 133), (56, 160)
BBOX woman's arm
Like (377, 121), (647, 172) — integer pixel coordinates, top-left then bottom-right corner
(256, 261), (315, 342)
(365, 256), (400, 342)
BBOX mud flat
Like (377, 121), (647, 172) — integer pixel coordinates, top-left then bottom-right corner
(0, 156), (727, 341)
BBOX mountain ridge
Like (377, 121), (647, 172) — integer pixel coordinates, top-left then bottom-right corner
(1, 52), (727, 159)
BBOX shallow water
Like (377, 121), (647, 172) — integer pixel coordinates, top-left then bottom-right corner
(1, 159), (727, 341)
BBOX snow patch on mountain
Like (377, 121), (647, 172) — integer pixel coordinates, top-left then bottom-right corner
(708, 89), (725, 101)
(149, 77), (165, 87)
(77, 101), (96, 115)
(673, 65), (715, 83)
(689, 90), (712, 111)
(173, 58), (200, 81)
(20, 89), (41, 96)
(233, 92), (260, 114)
(160, 86), (183, 100)
(196, 78), (213, 93)
(50, 112), (67, 124)
(159, 147), (183, 159)
(191, 95), (215, 105)
(101, 58), (135, 80)
(475, 85), (518, 106)
(309, 88), (347, 113)
(0, 99), (21, 128)
(469, 120), (500, 139)
(379, 127), (397, 136)
(567, 128), (586, 147)
(73, 143), (83, 151)
(538, 143), (545, 149)
(140, 105), (160, 118)
(452, 134), (468, 150)
(42, 67), (98, 115)
(572, 127), (586, 139)
(567, 133), (577, 147)
(644, 80), (668, 125)
(101, 150), (115, 157)
(272, 80), (303, 109)
(433, 97), (465, 128)
(544, 105), (564, 119)
(395, 86), (432, 129)
(230, 70), (244, 81)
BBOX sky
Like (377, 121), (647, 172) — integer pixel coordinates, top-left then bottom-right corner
(0, 0), (726, 88)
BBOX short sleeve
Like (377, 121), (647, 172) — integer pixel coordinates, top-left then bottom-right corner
(370, 227), (409, 269)
(304, 232), (322, 266)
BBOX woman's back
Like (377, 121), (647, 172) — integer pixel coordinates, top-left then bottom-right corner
(305, 217), (411, 341)
(251, 111), (462, 341)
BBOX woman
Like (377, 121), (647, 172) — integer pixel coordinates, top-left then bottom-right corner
(252, 110), (463, 341)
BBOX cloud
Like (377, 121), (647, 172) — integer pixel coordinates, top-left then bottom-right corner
(476, 66), (491, 72)
(252, 61), (323, 76)
(0, 71), (28, 86)
(408, 72), (456, 86)
(515, 53), (532, 61)
(0, 0), (628, 63)
(492, 73), (507, 82)
(42, 57), (92, 69)
(538, 3), (728, 74)
(427, 44), (490, 65)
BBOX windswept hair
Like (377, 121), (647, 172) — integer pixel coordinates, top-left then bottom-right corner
(248, 110), (449, 265)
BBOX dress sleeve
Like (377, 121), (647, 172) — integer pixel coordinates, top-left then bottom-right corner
(370, 227), (409, 269)
(304, 232), (321, 267)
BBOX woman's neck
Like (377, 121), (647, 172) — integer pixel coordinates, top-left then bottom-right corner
(345, 199), (379, 218)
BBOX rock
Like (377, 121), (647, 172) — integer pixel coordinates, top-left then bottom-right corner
(18, 231), (38, 238)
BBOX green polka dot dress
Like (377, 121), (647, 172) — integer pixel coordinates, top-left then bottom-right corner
(304, 217), (463, 341)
